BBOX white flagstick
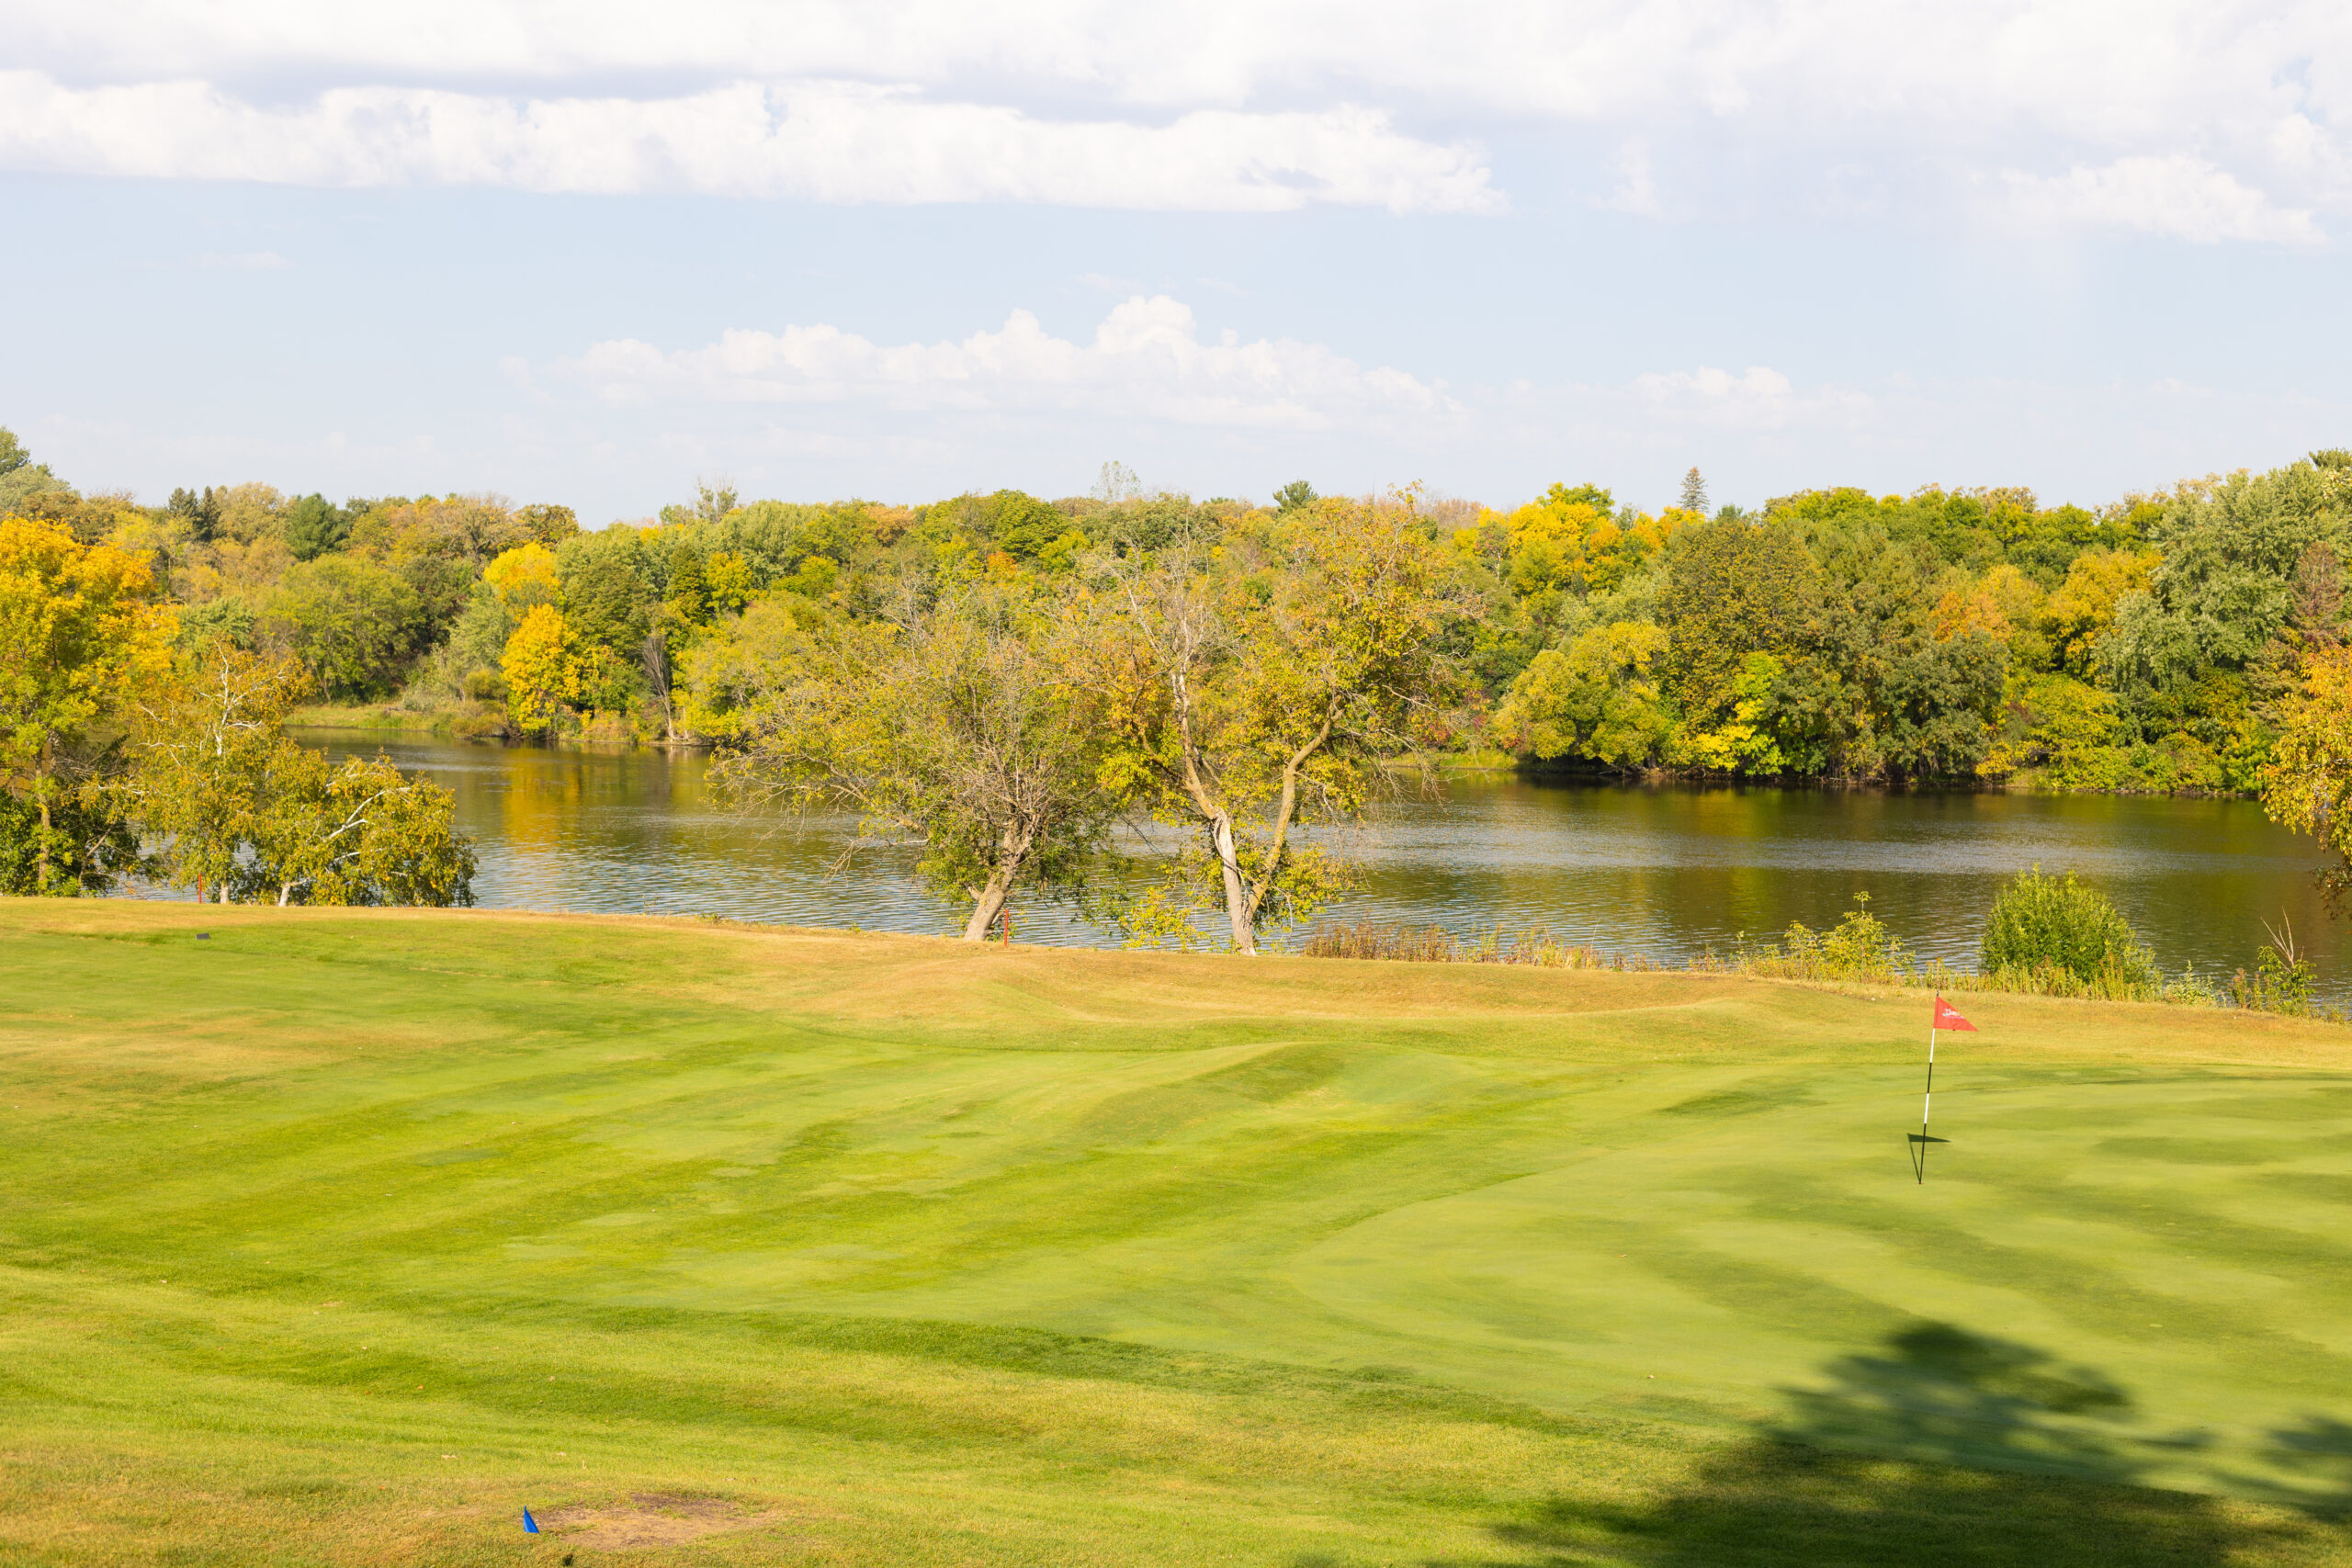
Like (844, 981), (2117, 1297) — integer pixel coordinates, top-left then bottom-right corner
(1916, 1017), (1938, 1184)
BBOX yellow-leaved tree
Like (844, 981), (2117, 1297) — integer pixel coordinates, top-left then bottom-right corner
(502, 603), (578, 737)
(483, 542), (561, 612)
(0, 513), (175, 894)
(2261, 642), (2352, 911)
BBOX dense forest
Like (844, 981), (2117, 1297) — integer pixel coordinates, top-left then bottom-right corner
(11, 430), (2349, 796)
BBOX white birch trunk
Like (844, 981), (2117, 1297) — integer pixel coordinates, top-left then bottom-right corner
(1213, 814), (1254, 954)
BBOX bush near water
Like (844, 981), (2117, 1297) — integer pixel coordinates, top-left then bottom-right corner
(1978, 868), (2164, 992)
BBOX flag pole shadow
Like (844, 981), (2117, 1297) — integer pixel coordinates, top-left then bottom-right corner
(1906, 1132), (1950, 1183)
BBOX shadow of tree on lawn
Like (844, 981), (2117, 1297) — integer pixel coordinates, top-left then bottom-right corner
(2266, 1416), (2352, 1519)
(1441, 1323), (2340, 1568)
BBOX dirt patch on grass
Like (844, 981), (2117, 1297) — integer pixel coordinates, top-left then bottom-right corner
(537, 1492), (796, 1549)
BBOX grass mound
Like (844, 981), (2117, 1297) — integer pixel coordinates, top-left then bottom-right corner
(4, 901), (2351, 1564)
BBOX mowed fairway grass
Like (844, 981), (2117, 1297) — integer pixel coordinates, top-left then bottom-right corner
(7, 902), (2352, 1566)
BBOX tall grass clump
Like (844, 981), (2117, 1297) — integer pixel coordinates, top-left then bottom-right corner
(2226, 914), (2324, 1016)
(1299, 922), (1648, 969)
(1743, 893), (1911, 984)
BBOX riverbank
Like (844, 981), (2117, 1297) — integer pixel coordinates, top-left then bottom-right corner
(288, 700), (504, 738)
(6, 900), (2351, 1564)
(265, 739), (2352, 998)
(288, 713), (2253, 800)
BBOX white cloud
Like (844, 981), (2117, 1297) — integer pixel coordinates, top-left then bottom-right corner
(553, 296), (1463, 431)
(1999, 156), (2321, 243)
(0, 72), (1498, 212)
(5, 2), (2349, 235)
(1600, 139), (1663, 218)
(1636, 367), (1796, 404)
(1606, 364), (1894, 447)
(508, 302), (2352, 517)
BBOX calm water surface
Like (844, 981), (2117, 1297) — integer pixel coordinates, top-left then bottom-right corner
(311, 732), (2352, 995)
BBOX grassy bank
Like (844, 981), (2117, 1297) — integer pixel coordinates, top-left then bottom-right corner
(286, 703), (470, 736)
(5, 902), (2352, 1565)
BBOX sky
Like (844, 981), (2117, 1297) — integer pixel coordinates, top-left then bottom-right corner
(5, 0), (2351, 522)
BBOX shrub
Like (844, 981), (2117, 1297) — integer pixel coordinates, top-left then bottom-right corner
(2227, 917), (2320, 1016)
(1979, 869), (2159, 989)
(1746, 893), (1912, 984)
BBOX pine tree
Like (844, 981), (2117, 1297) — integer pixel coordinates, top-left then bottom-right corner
(1678, 468), (1709, 515)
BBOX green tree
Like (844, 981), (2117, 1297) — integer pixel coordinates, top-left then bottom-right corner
(262, 556), (425, 697)
(1272, 480), (1317, 514)
(166, 486), (223, 543)
(1090, 492), (1463, 953)
(678, 593), (828, 743)
(1657, 517), (1820, 731)
(517, 502), (580, 546)
(1495, 621), (1674, 770)
(978, 490), (1069, 559)
(283, 493), (353, 560)
(2103, 461), (2347, 748)
(120, 641), (310, 901)
(710, 591), (1112, 941)
(0, 780), (141, 896)
(123, 639), (473, 906)
(239, 748), (476, 906)
(556, 530), (656, 709)
(0, 427), (68, 516)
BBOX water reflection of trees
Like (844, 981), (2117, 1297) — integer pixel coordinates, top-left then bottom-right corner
(1435, 1322), (2351, 1568)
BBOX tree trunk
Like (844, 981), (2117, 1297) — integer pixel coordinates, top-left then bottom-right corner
(961, 866), (1013, 942)
(1212, 813), (1254, 954)
(1233, 722), (1332, 952)
(642, 629), (678, 744)
(959, 820), (1040, 942)
(33, 735), (52, 892)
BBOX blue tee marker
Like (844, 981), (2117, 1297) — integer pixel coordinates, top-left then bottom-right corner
(524, 1507), (540, 1533)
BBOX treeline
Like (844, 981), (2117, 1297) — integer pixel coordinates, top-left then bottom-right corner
(0, 432), (476, 902)
(1491, 460), (2352, 792)
(19, 427), (2352, 795)
(11, 425), (2352, 934)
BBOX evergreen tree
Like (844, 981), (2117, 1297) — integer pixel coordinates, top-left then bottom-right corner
(1679, 467), (1709, 514)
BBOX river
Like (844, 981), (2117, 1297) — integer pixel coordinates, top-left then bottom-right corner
(293, 731), (2352, 997)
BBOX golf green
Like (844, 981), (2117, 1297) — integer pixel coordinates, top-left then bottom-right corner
(5, 899), (2351, 1565)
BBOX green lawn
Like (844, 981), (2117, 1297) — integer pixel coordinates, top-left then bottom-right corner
(5, 900), (2352, 1565)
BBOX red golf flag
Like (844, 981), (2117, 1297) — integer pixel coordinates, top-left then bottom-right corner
(1932, 996), (1976, 1032)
